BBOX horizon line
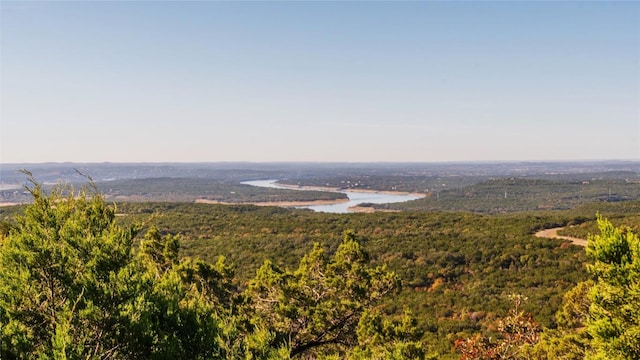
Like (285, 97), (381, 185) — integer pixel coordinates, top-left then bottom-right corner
(2, 159), (640, 166)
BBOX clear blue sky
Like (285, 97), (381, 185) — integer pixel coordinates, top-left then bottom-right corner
(1, 1), (638, 163)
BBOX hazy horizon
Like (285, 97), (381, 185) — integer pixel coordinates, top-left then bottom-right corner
(2, 1), (639, 163)
(3, 159), (640, 166)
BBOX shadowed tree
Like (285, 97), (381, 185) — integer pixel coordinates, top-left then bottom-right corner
(244, 231), (402, 358)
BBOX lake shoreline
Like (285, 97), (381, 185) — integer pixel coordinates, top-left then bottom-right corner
(0, 202), (20, 207)
(347, 205), (401, 213)
(274, 182), (425, 198)
(241, 179), (424, 213)
(195, 198), (350, 207)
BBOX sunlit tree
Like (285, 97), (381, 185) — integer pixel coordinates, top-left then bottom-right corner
(584, 216), (640, 359)
(0, 176), (141, 358)
(0, 176), (227, 359)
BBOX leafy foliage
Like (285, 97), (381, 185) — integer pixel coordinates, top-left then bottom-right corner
(0, 178), (409, 359)
(454, 295), (541, 360)
(100, 200), (588, 357)
(0, 178), (233, 358)
(584, 216), (640, 359)
(245, 231), (400, 357)
(0, 178), (142, 358)
(461, 217), (640, 360)
(524, 280), (594, 360)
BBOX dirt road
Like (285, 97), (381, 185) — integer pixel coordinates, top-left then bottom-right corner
(534, 227), (587, 247)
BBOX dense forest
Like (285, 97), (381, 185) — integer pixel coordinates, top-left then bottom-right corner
(362, 178), (640, 213)
(1, 178), (348, 204)
(1, 172), (639, 358)
(279, 169), (640, 192)
(99, 178), (348, 203)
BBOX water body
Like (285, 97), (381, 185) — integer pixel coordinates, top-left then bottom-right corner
(243, 180), (421, 213)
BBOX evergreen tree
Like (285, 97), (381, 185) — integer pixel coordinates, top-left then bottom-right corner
(523, 217), (640, 360)
(0, 177), (141, 358)
(244, 231), (402, 358)
(585, 216), (640, 359)
(0, 177), (227, 359)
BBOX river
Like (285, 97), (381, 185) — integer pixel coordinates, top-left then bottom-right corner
(242, 180), (422, 213)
